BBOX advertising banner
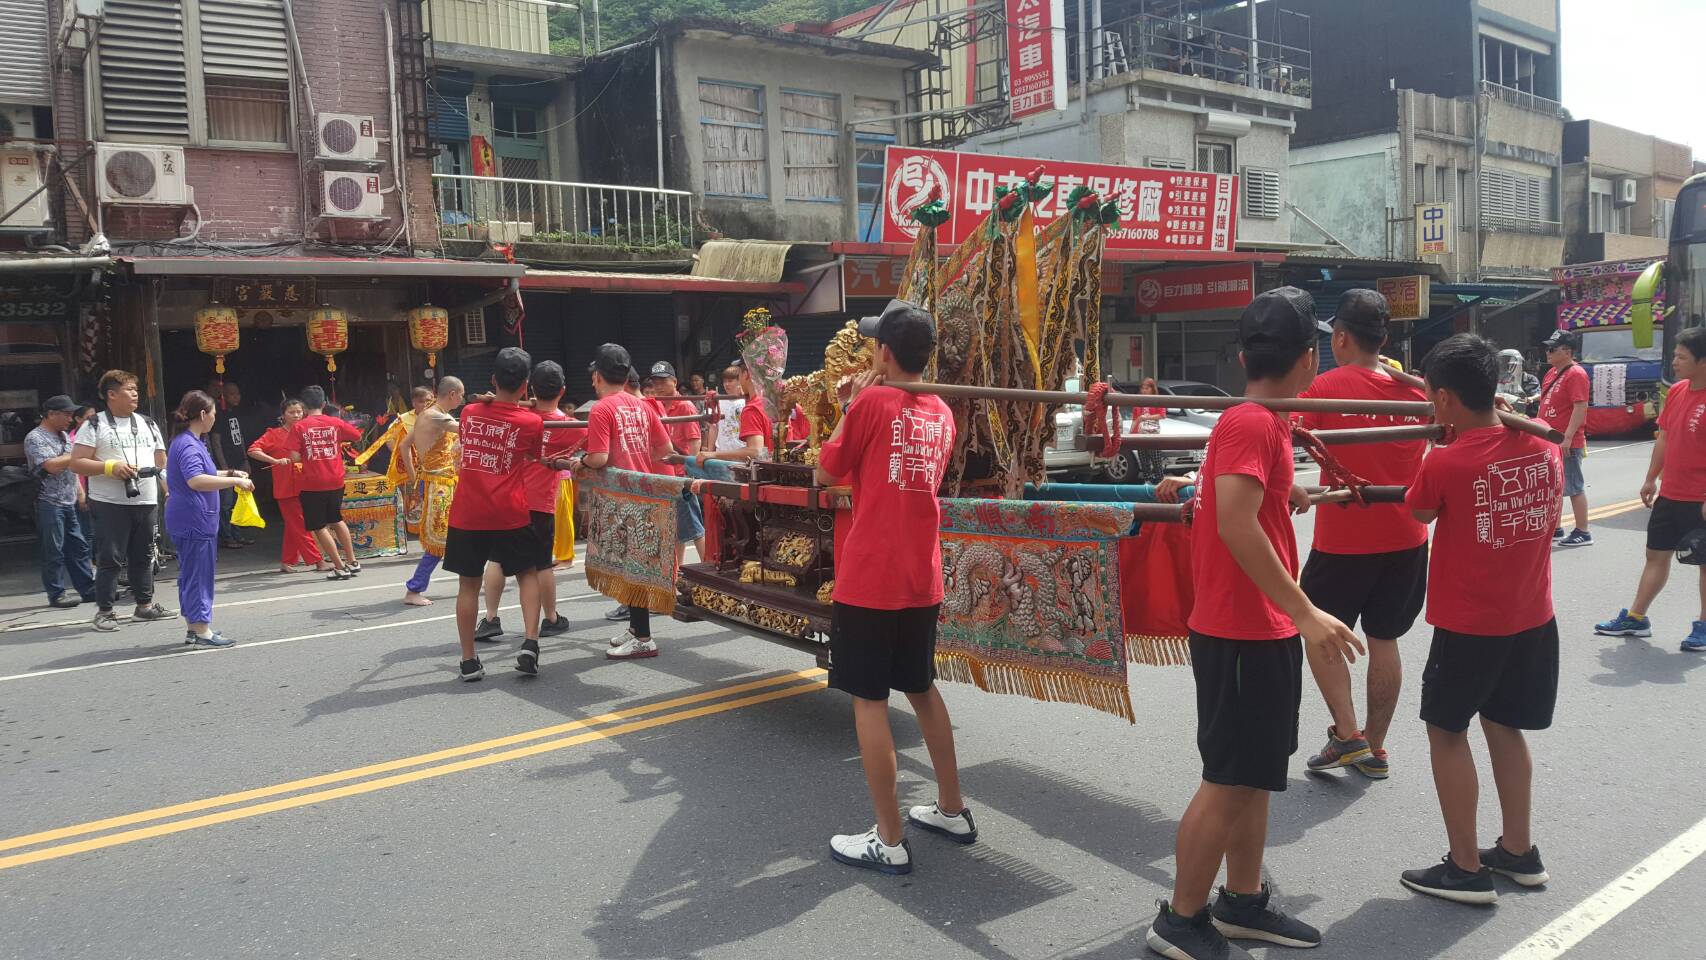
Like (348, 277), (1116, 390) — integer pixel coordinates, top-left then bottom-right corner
(1133, 263), (1254, 314)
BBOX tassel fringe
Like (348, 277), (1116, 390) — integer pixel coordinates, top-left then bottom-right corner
(1127, 633), (1192, 667)
(586, 568), (676, 616)
(935, 651), (1135, 723)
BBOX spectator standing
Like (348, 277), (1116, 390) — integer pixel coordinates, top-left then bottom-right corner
(687, 371), (707, 396)
(25, 395), (96, 609)
(165, 390), (253, 648)
(71, 369), (171, 632)
(206, 380), (252, 549)
(1537, 329), (1592, 547)
(706, 365), (747, 455)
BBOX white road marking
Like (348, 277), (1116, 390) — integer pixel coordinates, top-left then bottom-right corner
(1497, 814), (1706, 959)
(1587, 438), (1656, 455)
(0, 593), (602, 683)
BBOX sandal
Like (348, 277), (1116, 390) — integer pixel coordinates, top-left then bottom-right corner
(326, 568), (352, 581)
(347, 561), (363, 575)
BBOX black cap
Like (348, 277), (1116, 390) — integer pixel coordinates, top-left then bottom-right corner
(1333, 288), (1390, 335)
(1542, 329), (1579, 352)
(647, 360), (677, 382)
(626, 367), (641, 386)
(42, 394), (76, 414)
(588, 342), (632, 382)
(858, 298), (934, 341)
(1239, 286), (1330, 349)
(493, 346), (531, 383)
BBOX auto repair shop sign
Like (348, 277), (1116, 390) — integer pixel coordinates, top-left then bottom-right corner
(881, 146), (1238, 254)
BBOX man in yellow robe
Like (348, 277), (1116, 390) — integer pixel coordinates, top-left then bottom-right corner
(401, 377), (464, 606)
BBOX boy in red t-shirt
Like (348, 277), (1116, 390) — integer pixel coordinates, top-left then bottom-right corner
(445, 347), (558, 682)
(285, 385), (364, 580)
(1400, 333), (1560, 904)
(1297, 289), (1432, 779)
(813, 300), (968, 877)
(1537, 328), (1592, 546)
(581, 343), (677, 660)
(1596, 327), (1706, 651)
(1148, 288), (1362, 960)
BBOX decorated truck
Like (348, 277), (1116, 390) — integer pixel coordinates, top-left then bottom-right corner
(1552, 256), (1666, 436)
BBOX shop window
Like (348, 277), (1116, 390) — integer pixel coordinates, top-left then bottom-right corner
(494, 105), (540, 141)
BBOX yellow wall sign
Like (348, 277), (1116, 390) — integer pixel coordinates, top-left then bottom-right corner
(1376, 275), (1432, 321)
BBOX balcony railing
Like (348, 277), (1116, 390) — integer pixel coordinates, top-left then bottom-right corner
(1070, 12), (1312, 99)
(434, 174), (696, 250)
(1480, 80), (1562, 117)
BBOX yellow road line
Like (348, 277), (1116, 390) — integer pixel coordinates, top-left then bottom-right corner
(0, 669), (826, 856)
(0, 678), (828, 872)
(1588, 499), (1647, 521)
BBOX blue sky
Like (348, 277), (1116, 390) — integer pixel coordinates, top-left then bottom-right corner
(1560, 0), (1703, 151)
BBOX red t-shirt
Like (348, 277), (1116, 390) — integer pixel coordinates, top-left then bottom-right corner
(1658, 380), (1706, 502)
(287, 414), (362, 492)
(646, 397), (701, 477)
(1538, 363), (1590, 449)
(739, 400), (773, 451)
(1299, 363), (1431, 554)
(1406, 425), (1559, 635)
(448, 401), (544, 531)
(788, 404), (811, 442)
(586, 391), (671, 474)
(1187, 403), (1299, 641)
(525, 406), (585, 514)
(250, 426), (307, 499)
(820, 385), (954, 609)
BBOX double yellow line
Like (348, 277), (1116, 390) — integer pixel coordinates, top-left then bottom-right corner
(1587, 498), (1646, 522)
(0, 669), (828, 872)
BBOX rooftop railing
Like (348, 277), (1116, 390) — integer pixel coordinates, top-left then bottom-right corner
(1070, 12), (1312, 99)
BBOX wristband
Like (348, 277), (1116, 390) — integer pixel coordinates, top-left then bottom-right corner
(103, 460), (117, 476)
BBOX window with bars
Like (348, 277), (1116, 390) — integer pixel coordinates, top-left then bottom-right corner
(1196, 139), (1233, 175)
(781, 89), (840, 202)
(699, 80), (767, 199)
(95, 0), (293, 147)
(1480, 167), (1554, 227)
(1240, 166), (1281, 219)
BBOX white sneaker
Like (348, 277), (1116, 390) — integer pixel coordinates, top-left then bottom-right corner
(907, 802), (978, 844)
(607, 632), (659, 660)
(829, 826), (912, 875)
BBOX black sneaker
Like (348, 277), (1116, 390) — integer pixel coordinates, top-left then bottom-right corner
(459, 657), (485, 682)
(1147, 900), (1252, 960)
(131, 603), (171, 621)
(515, 639), (540, 676)
(604, 604), (630, 622)
(1400, 856), (1497, 905)
(1210, 884), (1321, 948)
(473, 616), (504, 642)
(1480, 838), (1549, 886)
(538, 614), (570, 637)
(48, 595), (81, 609)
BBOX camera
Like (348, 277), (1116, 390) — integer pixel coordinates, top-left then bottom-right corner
(123, 466), (160, 499)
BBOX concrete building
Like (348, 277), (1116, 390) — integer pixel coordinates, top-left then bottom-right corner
(1561, 119), (1693, 265)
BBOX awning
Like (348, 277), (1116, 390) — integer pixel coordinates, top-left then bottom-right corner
(692, 240), (795, 283)
(120, 256), (526, 279)
(522, 270), (805, 295)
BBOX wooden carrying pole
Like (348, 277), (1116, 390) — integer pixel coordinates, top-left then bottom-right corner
(1379, 364), (1558, 442)
(541, 413), (711, 428)
(1095, 423), (1444, 451)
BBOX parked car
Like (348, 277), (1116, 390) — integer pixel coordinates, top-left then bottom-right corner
(1044, 378), (1217, 483)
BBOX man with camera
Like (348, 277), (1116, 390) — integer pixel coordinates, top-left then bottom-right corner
(71, 369), (171, 632)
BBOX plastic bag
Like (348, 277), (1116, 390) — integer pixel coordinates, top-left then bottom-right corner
(232, 486), (267, 529)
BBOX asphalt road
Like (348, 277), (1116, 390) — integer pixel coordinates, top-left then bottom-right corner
(1, 436), (1701, 960)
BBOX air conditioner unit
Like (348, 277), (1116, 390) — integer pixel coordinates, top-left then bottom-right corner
(321, 170), (384, 218)
(1615, 178), (1638, 207)
(96, 143), (192, 205)
(0, 104), (38, 140)
(317, 113), (380, 162)
(0, 150), (50, 227)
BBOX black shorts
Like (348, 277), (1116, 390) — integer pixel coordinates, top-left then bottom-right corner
(1299, 543), (1428, 640)
(1647, 496), (1706, 552)
(1190, 632), (1303, 792)
(1419, 619), (1558, 733)
(299, 488), (344, 532)
(529, 511), (556, 570)
(442, 524), (542, 578)
(828, 602), (940, 701)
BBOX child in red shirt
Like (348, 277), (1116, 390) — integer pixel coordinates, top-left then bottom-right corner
(814, 300), (970, 877)
(285, 385), (363, 579)
(1149, 288), (1362, 960)
(445, 347), (558, 682)
(1400, 333), (1560, 904)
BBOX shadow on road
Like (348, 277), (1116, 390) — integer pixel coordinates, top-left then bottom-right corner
(1589, 637), (1705, 687)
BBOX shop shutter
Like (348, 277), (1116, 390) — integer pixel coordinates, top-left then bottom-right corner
(0, 0), (50, 105)
(97, 0), (193, 142)
(1240, 166), (1281, 220)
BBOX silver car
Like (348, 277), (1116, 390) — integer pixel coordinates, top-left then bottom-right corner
(1043, 379), (1217, 483)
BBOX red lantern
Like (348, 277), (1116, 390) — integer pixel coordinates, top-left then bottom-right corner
(306, 308), (349, 372)
(407, 304), (450, 369)
(194, 306), (239, 375)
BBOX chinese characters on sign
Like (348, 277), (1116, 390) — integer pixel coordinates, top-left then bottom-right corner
(1473, 452), (1560, 549)
(1132, 264), (1254, 313)
(461, 416), (521, 475)
(880, 146), (1239, 254)
(1415, 202), (1452, 256)
(214, 279), (315, 310)
(888, 406), (950, 493)
(1375, 274), (1431, 321)
(1006, 0), (1067, 119)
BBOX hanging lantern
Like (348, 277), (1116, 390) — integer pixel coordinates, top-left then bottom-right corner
(306, 307), (350, 372)
(194, 305), (240, 375)
(407, 304), (450, 369)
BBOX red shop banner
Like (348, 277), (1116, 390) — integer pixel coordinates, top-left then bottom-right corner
(881, 146), (1238, 254)
(1007, 0), (1067, 119)
(1133, 263), (1254, 314)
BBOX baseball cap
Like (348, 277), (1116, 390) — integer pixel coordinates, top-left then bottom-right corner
(1333, 288), (1390, 335)
(42, 394), (76, 414)
(858, 298), (934, 341)
(588, 342), (632, 382)
(647, 360), (677, 382)
(492, 346), (532, 385)
(1239, 286), (1330, 349)
(1542, 329), (1579, 352)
